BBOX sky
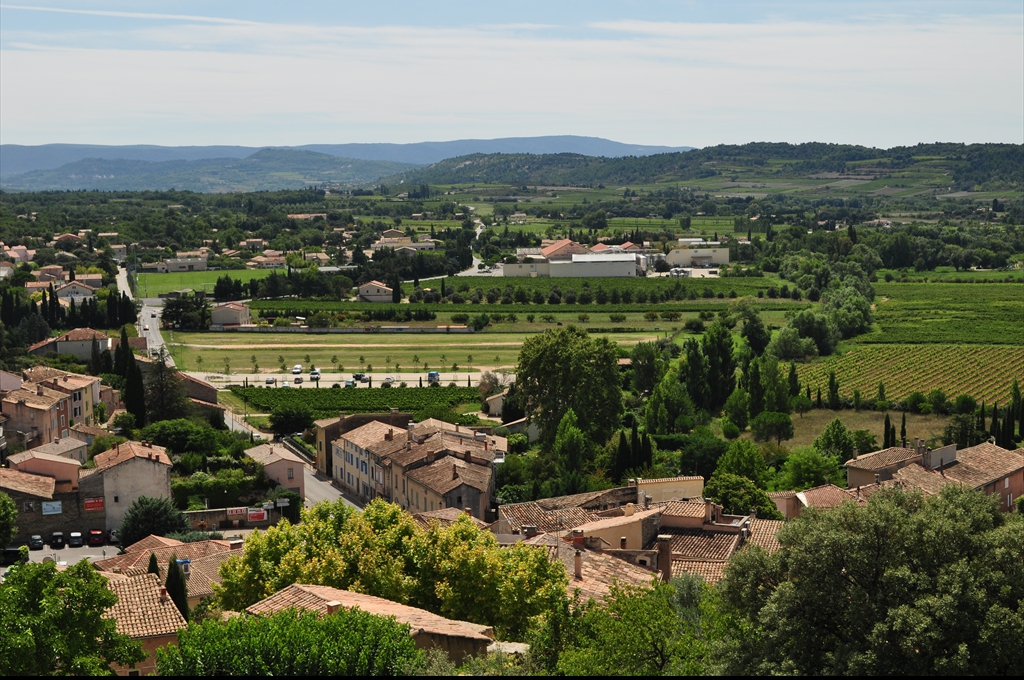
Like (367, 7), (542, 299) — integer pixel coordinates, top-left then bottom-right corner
(1, 1), (1021, 148)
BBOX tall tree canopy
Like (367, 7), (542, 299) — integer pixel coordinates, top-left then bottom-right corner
(515, 325), (622, 444)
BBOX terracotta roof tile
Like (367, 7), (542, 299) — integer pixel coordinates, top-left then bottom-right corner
(635, 475), (704, 485)
(338, 420), (397, 450)
(95, 539), (232, 573)
(406, 456), (492, 495)
(662, 500), (707, 518)
(155, 551), (234, 600)
(572, 507), (661, 533)
(104, 573), (188, 639)
(245, 443), (305, 466)
(245, 584), (492, 642)
(672, 559), (728, 584)
(746, 518), (784, 554)
(498, 502), (597, 533)
(796, 484), (860, 509)
(0, 467), (56, 498)
(124, 535), (185, 553)
(93, 440), (172, 471)
(891, 463), (960, 495)
(657, 527), (738, 560)
(944, 442), (1024, 488)
(536, 488), (629, 511)
(524, 533), (658, 602)
(845, 447), (918, 470)
(412, 507), (490, 530)
(6, 449), (82, 468)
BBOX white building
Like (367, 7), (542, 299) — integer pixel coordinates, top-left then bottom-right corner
(90, 441), (173, 531)
(210, 302), (252, 328)
(666, 247), (730, 268)
(504, 252), (640, 278)
(358, 280), (394, 303)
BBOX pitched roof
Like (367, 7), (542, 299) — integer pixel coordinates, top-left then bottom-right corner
(412, 506), (490, 530)
(746, 518), (784, 554)
(536, 487), (630, 511)
(155, 550), (234, 600)
(93, 441), (172, 471)
(6, 449), (83, 468)
(245, 443), (305, 467)
(56, 328), (108, 342)
(406, 456), (492, 495)
(2, 384), (66, 409)
(656, 527), (739, 560)
(635, 475), (704, 486)
(245, 584), (492, 642)
(572, 507), (661, 533)
(524, 533), (658, 602)
(891, 463), (960, 495)
(124, 534), (185, 553)
(672, 559), (728, 584)
(845, 447), (918, 470)
(796, 484), (860, 509)
(661, 500), (707, 518)
(338, 420), (397, 450)
(0, 467), (56, 498)
(104, 573), (188, 639)
(95, 538), (232, 573)
(498, 501), (596, 534)
(540, 239), (577, 258)
(943, 442), (1024, 488)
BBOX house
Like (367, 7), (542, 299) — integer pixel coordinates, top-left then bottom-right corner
(1, 383), (71, 448)
(629, 475), (704, 503)
(569, 506), (663, 550)
(0, 465), (106, 544)
(889, 442), (1023, 512)
(54, 233), (82, 246)
(4, 244), (36, 262)
(304, 252), (330, 264)
(245, 584), (493, 664)
(103, 573), (188, 676)
(28, 436), (89, 464)
(844, 440), (932, 487)
(495, 487), (639, 534)
(180, 373), (218, 405)
(313, 411), (414, 478)
(666, 247), (730, 268)
(540, 239), (588, 261)
(156, 257), (208, 273)
(381, 228), (405, 238)
(0, 261), (15, 278)
(28, 370), (102, 427)
(333, 420), (397, 498)
(6, 449), (82, 493)
(244, 443), (306, 497)
(358, 280), (394, 303)
(54, 281), (96, 303)
(247, 255), (286, 269)
(484, 389), (507, 418)
(210, 302), (251, 328)
(25, 328), (111, 361)
(76, 273), (105, 289)
(412, 506), (490, 530)
(287, 213), (327, 220)
(109, 244), (128, 262)
(91, 441), (173, 531)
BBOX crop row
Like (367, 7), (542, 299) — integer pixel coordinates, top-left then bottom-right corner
(229, 386), (481, 416)
(796, 345), (1024, 404)
(249, 300), (805, 317)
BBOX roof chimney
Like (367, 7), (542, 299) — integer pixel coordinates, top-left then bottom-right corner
(523, 525), (538, 538)
(572, 529), (584, 548)
(657, 535), (672, 582)
(574, 550), (583, 580)
(325, 601), (341, 615)
(452, 464), (458, 481)
(620, 536), (627, 549)
(405, 440), (411, 450)
(623, 503), (635, 517)
(159, 586), (168, 601)
(385, 428), (393, 442)
(36, 384), (44, 396)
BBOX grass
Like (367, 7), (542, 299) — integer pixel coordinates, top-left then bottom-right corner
(137, 269), (274, 296)
(774, 408), (952, 450)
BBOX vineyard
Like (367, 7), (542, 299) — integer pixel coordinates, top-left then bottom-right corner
(229, 386), (481, 418)
(796, 345), (1024, 404)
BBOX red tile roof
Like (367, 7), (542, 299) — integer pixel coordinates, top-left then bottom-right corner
(245, 584), (493, 642)
(95, 538), (232, 573)
(796, 484), (860, 509)
(93, 441), (172, 471)
(498, 502), (597, 533)
(104, 573), (187, 639)
(524, 533), (658, 602)
(943, 442), (1024, 488)
(845, 447), (918, 470)
(412, 507), (490, 530)
(0, 467), (56, 498)
(672, 559), (727, 584)
(661, 500), (707, 518)
(658, 527), (739, 560)
(891, 463), (960, 495)
(746, 518), (784, 554)
(406, 456), (492, 495)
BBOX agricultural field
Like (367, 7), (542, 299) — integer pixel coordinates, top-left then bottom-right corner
(770, 408), (952, 450)
(137, 269), (274, 296)
(864, 282), (1024, 345)
(229, 385), (480, 419)
(796, 345), (1024, 405)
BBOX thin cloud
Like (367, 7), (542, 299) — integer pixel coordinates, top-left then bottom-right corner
(0, 4), (261, 25)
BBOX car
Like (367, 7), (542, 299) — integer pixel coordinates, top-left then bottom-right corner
(2, 547), (27, 566)
(49, 532), (65, 549)
(143, 325), (150, 332)
(68, 532), (83, 548)
(359, 375), (370, 383)
(265, 377), (277, 385)
(352, 373), (365, 381)
(293, 376), (303, 385)
(281, 380), (291, 388)
(88, 530), (105, 547)
(292, 365), (302, 374)
(28, 535), (44, 550)
(151, 312), (156, 318)
(309, 369), (321, 380)
(108, 529), (118, 545)
(384, 376), (394, 384)
(344, 379), (356, 388)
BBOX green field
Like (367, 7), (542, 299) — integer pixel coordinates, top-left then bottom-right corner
(137, 269), (274, 296)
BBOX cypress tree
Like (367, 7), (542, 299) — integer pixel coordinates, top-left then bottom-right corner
(816, 387), (823, 410)
(805, 385), (811, 402)
(990, 402), (999, 441)
(900, 412), (907, 447)
(883, 413), (892, 448)
(165, 556), (189, 622)
(747, 360), (765, 419)
(148, 552), (159, 575)
(827, 371), (840, 410)
(977, 401), (986, 433)
(615, 431), (630, 482)
(629, 421), (640, 471)
(788, 362), (800, 397)
(124, 363), (147, 427)
(641, 433), (652, 468)
(890, 422), (898, 449)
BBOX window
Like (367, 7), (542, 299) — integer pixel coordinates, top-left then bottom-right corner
(1006, 478), (1010, 489)
(287, 468), (294, 480)
(61, 415), (66, 427)
(114, 495), (119, 503)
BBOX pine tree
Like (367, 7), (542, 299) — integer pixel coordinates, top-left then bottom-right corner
(900, 412), (907, 447)
(164, 556), (189, 622)
(148, 552), (159, 575)
(883, 413), (892, 448)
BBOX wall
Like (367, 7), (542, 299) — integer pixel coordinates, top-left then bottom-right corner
(9, 457), (80, 488)
(502, 261), (550, 277)
(635, 478), (704, 502)
(183, 507), (281, 530)
(666, 247), (730, 267)
(6, 472), (106, 543)
(112, 635), (177, 677)
(102, 458), (172, 531)
(413, 632), (490, 666)
(265, 459), (304, 497)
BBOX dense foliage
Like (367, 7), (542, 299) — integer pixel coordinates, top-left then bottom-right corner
(230, 385), (480, 419)
(117, 496), (190, 548)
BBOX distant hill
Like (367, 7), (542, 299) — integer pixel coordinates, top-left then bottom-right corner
(0, 149), (418, 192)
(383, 142), (1024, 191)
(0, 136), (692, 177)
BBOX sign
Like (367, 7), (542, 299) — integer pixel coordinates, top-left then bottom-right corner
(275, 498), (290, 507)
(262, 502), (275, 511)
(226, 507), (247, 517)
(42, 501), (63, 516)
(247, 508), (267, 522)
(84, 497), (104, 512)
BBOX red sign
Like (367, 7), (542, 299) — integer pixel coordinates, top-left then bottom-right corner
(247, 508), (267, 522)
(226, 507), (247, 517)
(84, 497), (104, 512)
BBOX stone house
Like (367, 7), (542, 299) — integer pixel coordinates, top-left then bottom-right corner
(6, 449), (82, 492)
(245, 584), (493, 664)
(90, 441), (173, 531)
(29, 436), (89, 464)
(889, 441), (1024, 512)
(357, 280), (394, 303)
(102, 573), (188, 676)
(54, 281), (96, 304)
(312, 410), (413, 479)
(0, 465), (106, 543)
(1, 383), (71, 449)
(629, 475), (705, 503)
(210, 302), (251, 328)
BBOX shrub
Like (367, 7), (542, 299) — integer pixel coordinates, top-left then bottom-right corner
(722, 420), (740, 440)
(609, 313), (626, 323)
(644, 311), (660, 321)
(684, 318), (705, 333)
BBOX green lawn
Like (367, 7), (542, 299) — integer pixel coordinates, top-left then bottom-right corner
(137, 269), (274, 296)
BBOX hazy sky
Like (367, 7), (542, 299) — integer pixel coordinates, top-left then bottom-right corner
(1, 1), (1021, 148)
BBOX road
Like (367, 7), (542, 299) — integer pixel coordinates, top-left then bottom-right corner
(304, 467), (359, 509)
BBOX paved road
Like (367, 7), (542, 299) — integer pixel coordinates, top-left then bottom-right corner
(187, 371), (504, 389)
(304, 467), (359, 509)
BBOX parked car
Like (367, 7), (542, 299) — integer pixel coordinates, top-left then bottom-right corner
(2, 547), (27, 566)
(359, 375), (370, 383)
(49, 532), (65, 549)
(291, 365), (303, 374)
(384, 376), (395, 384)
(344, 379), (356, 388)
(28, 535), (44, 550)
(143, 325), (150, 332)
(68, 532), (83, 548)
(352, 373), (366, 381)
(309, 368), (321, 380)
(427, 371), (440, 385)
(108, 529), (119, 545)
(151, 312), (156, 318)
(265, 377), (277, 385)
(88, 530), (105, 547)
(281, 380), (291, 388)
(293, 376), (303, 385)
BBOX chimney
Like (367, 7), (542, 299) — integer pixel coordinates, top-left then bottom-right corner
(523, 525), (538, 538)
(572, 529), (584, 549)
(464, 450), (472, 464)
(390, 407), (398, 415)
(704, 499), (713, 523)
(573, 550), (583, 580)
(159, 587), (168, 601)
(385, 428), (393, 442)
(452, 464), (458, 481)
(749, 506), (757, 519)
(464, 508), (472, 516)
(874, 473), (880, 484)
(852, 446), (858, 459)
(657, 535), (672, 582)
(455, 424), (460, 433)
(623, 503), (635, 517)
(36, 384), (44, 396)
(620, 536), (627, 549)
(325, 601), (341, 615)
(405, 440), (411, 451)
(229, 539), (244, 551)
(484, 439), (488, 451)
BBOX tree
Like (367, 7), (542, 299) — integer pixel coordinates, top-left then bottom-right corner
(787, 362), (800, 397)
(0, 561), (145, 675)
(269, 403), (314, 436)
(123, 362), (147, 428)
(515, 326), (622, 444)
(777, 446), (844, 490)
(0, 492), (16, 548)
(551, 410), (589, 496)
(720, 486), (1024, 675)
(813, 418), (856, 461)
(157, 607), (422, 676)
(631, 341), (663, 396)
(723, 388), (749, 431)
(746, 359), (765, 420)
(714, 439), (770, 489)
(118, 496), (189, 549)
(883, 412), (892, 448)
(683, 338), (710, 413)
(165, 556), (189, 622)
(702, 322), (736, 412)
(704, 473), (783, 519)
(943, 413), (981, 449)
(827, 370), (840, 410)
(750, 412), (794, 446)
(146, 349), (189, 423)
(740, 312), (771, 357)
(900, 411), (907, 445)
(147, 552), (159, 575)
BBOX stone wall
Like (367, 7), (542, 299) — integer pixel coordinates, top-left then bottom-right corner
(7, 472), (107, 543)
(183, 507), (283, 531)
